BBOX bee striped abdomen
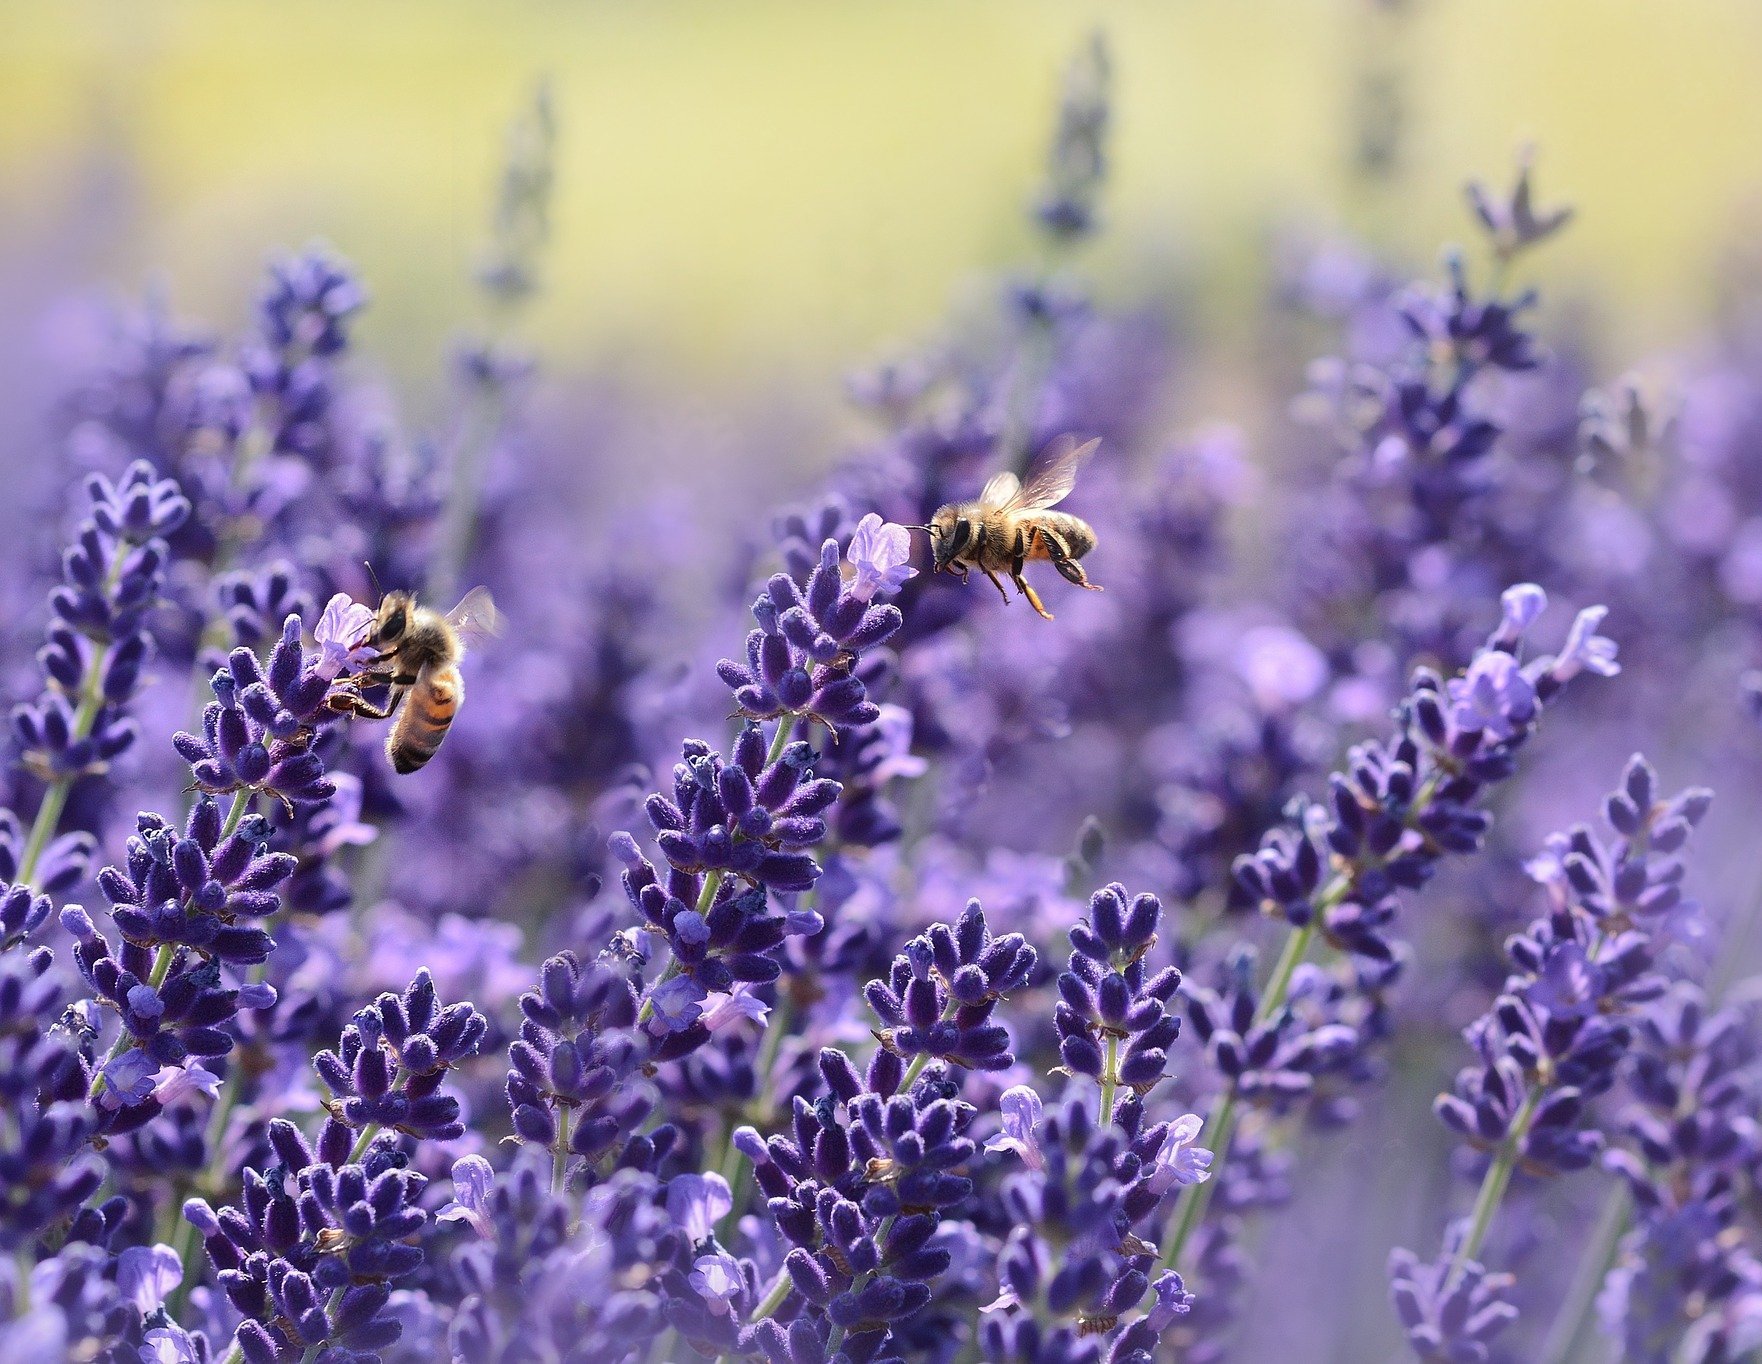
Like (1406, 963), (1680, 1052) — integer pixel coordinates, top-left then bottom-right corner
(1026, 512), (1097, 560)
(387, 665), (463, 773)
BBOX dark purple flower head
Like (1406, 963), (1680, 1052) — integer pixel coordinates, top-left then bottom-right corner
(1464, 146), (1574, 262)
(13, 461), (188, 787)
(255, 246), (365, 361)
(0, 951), (103, 1250)
(314, 969), (487, 1143)
(174, 614), (339, 809)
(864, 900), (1035, 1071)
(97, 798), (293, 966)
(717, 534), (905, 735)
(1056, 885), (1184, 1093)
(1388, 1233), (1518, 1363)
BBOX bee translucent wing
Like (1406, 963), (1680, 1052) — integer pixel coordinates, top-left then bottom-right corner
(445, 586), (503, 643)
(978, 469), (1023, 511)
(1017, 435), (1101, 510)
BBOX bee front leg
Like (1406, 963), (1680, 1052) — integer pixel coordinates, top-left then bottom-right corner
(981, 567), (1012, 604)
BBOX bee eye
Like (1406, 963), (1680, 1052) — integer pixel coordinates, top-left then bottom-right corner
(380, 608), (406, 643)
(948, 519), (973, 555)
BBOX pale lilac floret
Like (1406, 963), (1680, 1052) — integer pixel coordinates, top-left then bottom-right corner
(116, 1244), (182, 1313)
(647, 974), (708, 1034)
(1550, 605), (1621, 681)
(437, 1155), (497, 1239)
(1446, 651), (1537, 741)
(313, 592), (377, 680)
(983, 1085), (1046, 1171)
(845, 513), (918, 601)
(666, 1173), (733, 1243)
(690, 1251), (743, 1316)
(1145, 1113), (1214, 1195)
(150, 1062), (222, 1108)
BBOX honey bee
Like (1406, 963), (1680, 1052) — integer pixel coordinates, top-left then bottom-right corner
(914, 435), (1103, 620)
(328, 586), (500, 773)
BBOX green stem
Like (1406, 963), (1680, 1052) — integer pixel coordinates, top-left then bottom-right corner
(749, 1264), (794, 1323)
(1157, 1085), (1238, 1277)
(553, 1106), (572, 1194)
(712, 989), (796, 1241)
(1446, 1090), (1541, 1288)
(1536, 1185), (1630, 1364)
(1099, 1034), (1119, 1126)
(1154, 919), (1319, 1281)
(428, 377), (505, 607)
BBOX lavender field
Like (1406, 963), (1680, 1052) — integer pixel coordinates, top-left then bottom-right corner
(2, 7), (1761, 1363)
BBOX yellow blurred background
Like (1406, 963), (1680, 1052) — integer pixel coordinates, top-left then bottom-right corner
(1, 0), (1760, 403)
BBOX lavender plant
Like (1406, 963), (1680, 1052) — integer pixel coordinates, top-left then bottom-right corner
(5, 30), (1762, 1364)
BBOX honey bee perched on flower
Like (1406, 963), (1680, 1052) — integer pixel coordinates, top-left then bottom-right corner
(914, 434), (1103, 620)
(326, 586), (500, 772)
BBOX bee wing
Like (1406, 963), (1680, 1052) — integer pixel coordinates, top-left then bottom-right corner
(445, 586), (503, 645)
(977, 469), (1023, 511)
(1016, 434), (1100, 510)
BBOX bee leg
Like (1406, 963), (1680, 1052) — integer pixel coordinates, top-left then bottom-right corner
(329, 686), (406, 722)
(1011, 568), (1054, 620)
(1043, 529), (1103, 590)
(981, 567), (1012, 604)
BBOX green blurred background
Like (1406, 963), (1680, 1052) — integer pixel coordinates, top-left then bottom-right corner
(2, 0), (1760, 403)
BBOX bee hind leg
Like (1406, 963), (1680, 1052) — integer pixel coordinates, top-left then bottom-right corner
(1011, 568), (1055, 620)
(981, 567), (1012, 604)
(1043, 529), (1103, 590)
(1011, 535), (1054, 619)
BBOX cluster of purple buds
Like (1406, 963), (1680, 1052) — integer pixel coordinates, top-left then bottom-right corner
(312, 968), (487, 1143)
(1437, 759), (1711, 1173)
(1056, 884), (1183, 1098)
(440, 1159), (674, 1361)
(864, 900), (1035, 1072)
(212, 559), (313, 654)
(1390, 756), (1711, 1360)
(1599, 986), (1762, 1361)
(1387, 1230), (1518, 1364)
(242, 247), (365, 465)
(186, 1120), (425, 1364)
(633, 728), (840, 896)
(718, 516), (910, 736)
(1232, 586), (1620, 962)
(175, 594), (374, 811)
(505, 949), (658, 1180)
(1185, 949), (1361, 1113)
(739, 1049), (968, 1359)
(0, 949), (103, 1249)
(96, 798), (292, 967)
(1032, 30), (1110, 241)
(983, 1090), (1203, 1363)
(13, 461), (189, 788)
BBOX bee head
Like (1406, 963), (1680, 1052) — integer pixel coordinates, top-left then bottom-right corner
(923, 506), (968, 572)
(374, 591), (416, 647)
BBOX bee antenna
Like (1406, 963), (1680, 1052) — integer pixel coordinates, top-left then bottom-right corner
(363, 560), (383, 603)
(904, 524), (933, 534)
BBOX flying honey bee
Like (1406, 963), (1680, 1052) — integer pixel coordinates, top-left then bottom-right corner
(914, 434), (1103, 620)
(328, 586), (501, 773)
